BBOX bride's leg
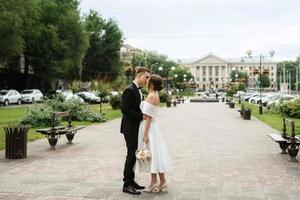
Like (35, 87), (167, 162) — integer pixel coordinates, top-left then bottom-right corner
(158, 173), (166, 186)
(158, 173), (168, 192)
(150, 173), (158, 186)
(144, 173), (159, 193)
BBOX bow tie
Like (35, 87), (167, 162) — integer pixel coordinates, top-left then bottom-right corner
(138, 86), (143, 89)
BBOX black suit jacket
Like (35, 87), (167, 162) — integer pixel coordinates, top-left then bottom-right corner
(120, 83), (143, 135)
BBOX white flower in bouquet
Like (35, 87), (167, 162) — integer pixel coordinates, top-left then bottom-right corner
(136, 148), (151, 162)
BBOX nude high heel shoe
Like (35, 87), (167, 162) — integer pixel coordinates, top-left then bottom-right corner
(158, 183), (168, 193)
(144, 184), (159, 193)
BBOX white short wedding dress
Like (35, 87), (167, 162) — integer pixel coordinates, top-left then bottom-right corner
(135, 101), (171, 173)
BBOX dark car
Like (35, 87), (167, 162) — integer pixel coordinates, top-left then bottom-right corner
(76, 92), (101, 104)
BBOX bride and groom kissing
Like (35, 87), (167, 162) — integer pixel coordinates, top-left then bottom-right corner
(120, 67), (171, 195)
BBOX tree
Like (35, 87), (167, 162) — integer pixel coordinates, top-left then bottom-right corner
(0, 0), (28, 62)
(277, 58), (300, 91)
(169, 67), (193, 90)
(0, 0), (88, 91)
(258, 74), (270, 88)
(230, 71), (249, 86)
(82, 10), (123, 81)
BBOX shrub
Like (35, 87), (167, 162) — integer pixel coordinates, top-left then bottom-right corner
(110, 95), (121, 109)
(21, 105), (59, 127)
(21, 97), (105, 127)
(270, 98), (300, 118)
(159, 91), (168, 102)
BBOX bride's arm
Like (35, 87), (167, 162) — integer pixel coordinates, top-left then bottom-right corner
(143, 115), (152, 144)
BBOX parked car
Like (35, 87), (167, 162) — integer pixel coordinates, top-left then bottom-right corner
(248, 94), (260, 104)
(273, 95), (295, 105)
(110, 91), (119, 96)
(21, 89), (43, 103)
(243, 93), (256, 101)
(266, 94), (283, 107)
(76, 91), (101, 104)
(261, 94), (275, 106)
(0, 89), (22, 106)
(61, 91), (84, 103)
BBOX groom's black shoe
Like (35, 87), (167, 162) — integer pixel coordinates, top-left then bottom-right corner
(131, 182), (145, 190)
(123, 185), (141, 195)
(132, 182), (145, 190)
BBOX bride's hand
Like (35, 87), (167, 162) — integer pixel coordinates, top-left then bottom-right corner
(143, 134), (149, 144)
(143, 114), (147, 120)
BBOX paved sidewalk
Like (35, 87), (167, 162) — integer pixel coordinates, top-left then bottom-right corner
(1, 102), (300, 200)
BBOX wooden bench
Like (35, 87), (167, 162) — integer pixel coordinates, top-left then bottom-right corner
(268, 118), (300, 162)
(36, 111), (84, 149)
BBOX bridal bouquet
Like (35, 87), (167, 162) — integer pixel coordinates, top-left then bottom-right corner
(136, 147), (151, 162)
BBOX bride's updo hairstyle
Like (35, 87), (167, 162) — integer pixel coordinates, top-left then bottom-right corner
(148, 74), (163, 91)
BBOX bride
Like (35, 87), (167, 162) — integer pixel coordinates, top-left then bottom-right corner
(135, 74), (171, 193)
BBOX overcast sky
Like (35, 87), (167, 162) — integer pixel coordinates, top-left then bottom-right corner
(79, 0), (300, 61)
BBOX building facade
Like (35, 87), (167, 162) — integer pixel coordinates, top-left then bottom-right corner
(183, 53), (277, 91)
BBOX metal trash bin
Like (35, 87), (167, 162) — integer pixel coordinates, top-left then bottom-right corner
(4, 126), (29, 159)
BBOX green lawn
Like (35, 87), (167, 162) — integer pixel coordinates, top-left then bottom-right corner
(0, 103), (122, 150)
(238, 101), (300, 134)
(0, 102), (166, 150)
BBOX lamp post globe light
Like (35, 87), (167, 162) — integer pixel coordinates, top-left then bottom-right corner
(245, 49), (275, 115)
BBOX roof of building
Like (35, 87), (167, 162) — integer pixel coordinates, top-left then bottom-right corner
(181, 53), (277, 65)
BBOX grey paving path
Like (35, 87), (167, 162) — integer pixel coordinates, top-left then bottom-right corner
(1, 102), (300, 200)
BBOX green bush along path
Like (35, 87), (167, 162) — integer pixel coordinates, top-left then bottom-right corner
(0, 104), (122, 150)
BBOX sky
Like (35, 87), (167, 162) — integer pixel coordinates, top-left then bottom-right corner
(79, 0), (300, 62)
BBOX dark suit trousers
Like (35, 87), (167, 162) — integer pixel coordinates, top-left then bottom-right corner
(123, 132), (138, 187)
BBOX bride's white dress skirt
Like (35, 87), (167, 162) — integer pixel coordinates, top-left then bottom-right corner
(135, 101), (171, 173)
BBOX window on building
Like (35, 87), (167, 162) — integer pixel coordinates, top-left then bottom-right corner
(203, 67), (206, 76)
(216, 84), (218, 89)
(215, 78), (219, 82)
(196, 66), (200, 70)
(197, 78), (200, 81)
(271, 66), (274, 70)
(271, 72), (274, 76)
(203, 78), (206, 82)
(209, 66), (212, 76)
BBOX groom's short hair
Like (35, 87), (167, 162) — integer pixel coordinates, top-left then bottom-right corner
(135, 66), (150, 76)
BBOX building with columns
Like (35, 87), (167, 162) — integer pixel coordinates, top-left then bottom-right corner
(183, 53), (277, 91)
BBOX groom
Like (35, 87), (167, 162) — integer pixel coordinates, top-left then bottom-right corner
(120, 67), (151, 195)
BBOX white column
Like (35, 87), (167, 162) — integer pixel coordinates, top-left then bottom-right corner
(225, 65), (229, 83)
(206, 66), (209, 84)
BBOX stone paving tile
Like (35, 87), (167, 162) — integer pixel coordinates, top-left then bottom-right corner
(1, 102), (300, 199)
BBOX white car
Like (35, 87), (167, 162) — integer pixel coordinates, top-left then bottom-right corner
(248, 94), (259, 104)
(266, 94), (283, 107)
(273, 95), (295, 105)
(0, 89), (22, 106)
(61, 91), (84, 103)
(21, 89), (43, 103)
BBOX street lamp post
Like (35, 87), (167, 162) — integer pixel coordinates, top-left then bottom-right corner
(245, 49), (275, 115)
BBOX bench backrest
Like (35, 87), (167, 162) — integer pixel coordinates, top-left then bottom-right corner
(282, 118), (296, 138)
(51, 111), (72, 128)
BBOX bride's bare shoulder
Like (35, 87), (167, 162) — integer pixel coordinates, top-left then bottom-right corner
(145, 93), (159, 106)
